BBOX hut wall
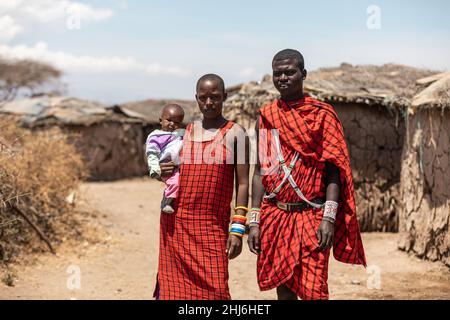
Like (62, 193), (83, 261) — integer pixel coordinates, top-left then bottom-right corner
(399, 109), (450, 266)
(333, 103), (405, 232)
(66, 122), (150, 181)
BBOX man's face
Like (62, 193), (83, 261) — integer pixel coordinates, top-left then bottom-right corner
(195, 79), (227, 119)
(272, 58), (305, 100)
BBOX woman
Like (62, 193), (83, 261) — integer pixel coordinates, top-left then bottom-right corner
(155, 73), (249, 300)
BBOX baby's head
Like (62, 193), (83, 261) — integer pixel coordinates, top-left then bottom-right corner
(160, 104), (185, 132)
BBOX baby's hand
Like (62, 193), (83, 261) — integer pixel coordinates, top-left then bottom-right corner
(159, 161), (175, 178)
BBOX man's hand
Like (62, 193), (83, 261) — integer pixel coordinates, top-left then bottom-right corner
(247, 225), (261, 254)
(317, 219), (334, 251)
(159, 161), (175, 178)
(226, 234), (243, 259)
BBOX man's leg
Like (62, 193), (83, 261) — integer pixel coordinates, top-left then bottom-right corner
(276, 284), (298, 300)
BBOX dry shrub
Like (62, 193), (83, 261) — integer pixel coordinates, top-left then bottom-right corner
(0, 117), (88, 265)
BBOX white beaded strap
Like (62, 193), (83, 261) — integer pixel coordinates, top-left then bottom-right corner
(264, 152), (299, 199)
(323, 200), (338, 221)
(272, 130), (324, 209)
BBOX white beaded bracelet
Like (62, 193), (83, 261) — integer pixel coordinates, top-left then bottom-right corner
(323, 200), (338, 221)
(248, 208), (261, 226)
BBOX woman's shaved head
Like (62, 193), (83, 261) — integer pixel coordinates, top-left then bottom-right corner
(196, 73), (225, 94)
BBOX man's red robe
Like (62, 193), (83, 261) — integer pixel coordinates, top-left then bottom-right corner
(257, 95), (366, 299)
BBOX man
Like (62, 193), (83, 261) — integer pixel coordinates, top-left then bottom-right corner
(248, 49), (366, 300)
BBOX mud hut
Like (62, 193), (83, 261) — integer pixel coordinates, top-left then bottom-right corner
(0, 97), (152, 180)
(113, 98), (199, 140)
(224, 64), (437, 232)
(398, 72), (450, 266)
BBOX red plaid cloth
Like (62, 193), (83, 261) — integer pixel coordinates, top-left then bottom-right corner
(257, 96), (366, 299)
(155, 121), (236, 300)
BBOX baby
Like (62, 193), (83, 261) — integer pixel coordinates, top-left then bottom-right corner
(146, 104), (185, 213)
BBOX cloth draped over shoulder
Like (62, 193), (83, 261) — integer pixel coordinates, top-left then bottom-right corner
(258, 95), (366, 267)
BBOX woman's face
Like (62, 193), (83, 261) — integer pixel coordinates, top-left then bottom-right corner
(195, 79), (227, 120)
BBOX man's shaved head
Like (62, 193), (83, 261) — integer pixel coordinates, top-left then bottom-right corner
(273, 49), (305, 70)
(196, 73), (225, 94)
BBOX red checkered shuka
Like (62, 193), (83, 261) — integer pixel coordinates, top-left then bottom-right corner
(155, 121), (236, 300)
(257, 95), (366, 299)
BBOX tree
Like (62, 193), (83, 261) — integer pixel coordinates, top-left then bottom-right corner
(0, 57), (62, 103)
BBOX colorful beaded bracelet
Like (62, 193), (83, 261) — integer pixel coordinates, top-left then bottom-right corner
(232, 216), (247, 224)
(229, 232), (244, 238)
(234, 206), (249, 214)
(230, 224), (246, 232)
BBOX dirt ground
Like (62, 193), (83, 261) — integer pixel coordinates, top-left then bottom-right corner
(1, 178), (449, 300)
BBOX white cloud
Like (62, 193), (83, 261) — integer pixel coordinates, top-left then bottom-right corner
(0, 0), (23, 11)
(0, 1), (188, 77)
(0, 15), (22, 42)
(0, 0), (113, 42)
(21, 0), (113, 23)
(0, 42), (190, 77)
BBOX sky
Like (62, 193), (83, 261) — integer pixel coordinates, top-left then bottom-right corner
(1, 0), (449, 104)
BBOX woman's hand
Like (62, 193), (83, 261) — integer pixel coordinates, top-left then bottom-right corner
(247, 225), (261, 254)
(226, 234), (243, 259)
(159, 161), (175, 178)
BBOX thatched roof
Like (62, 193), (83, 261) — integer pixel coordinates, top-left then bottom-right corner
(114, 99), (200, 124)
(0, 96), (146, 127)
(224, 64), (441, 123)
(411, 72), (450, 111)
(305, 63), (437, 107)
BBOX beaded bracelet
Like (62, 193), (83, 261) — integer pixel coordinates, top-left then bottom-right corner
(229, 232), (244, 238)
(230, 223), (246, 233)
(232, 215), (247, 225)
(248, 208), (261, 226)
(323, 200), (338, 221)
(234, 206), (249, 214)
(229, 206), (249, 238)
(229, 220), (246, 237)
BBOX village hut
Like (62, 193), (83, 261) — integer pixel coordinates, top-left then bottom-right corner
(224, 64), (437, 232)
(113, 98), (199, 140)
(398, 72), (450, 266)
(0, 96), (151, 180)
(0, 97), (199, 181)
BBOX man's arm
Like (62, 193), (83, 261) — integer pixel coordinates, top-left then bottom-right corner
(317, 162), (341, 251)
(248, 116), (264, 254)
(325, 162), (340, 201)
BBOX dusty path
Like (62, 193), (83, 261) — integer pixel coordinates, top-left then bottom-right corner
(1, 179), (449, 300)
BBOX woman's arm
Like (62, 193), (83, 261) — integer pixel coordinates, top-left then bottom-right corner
(226, 126), (250, 259)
